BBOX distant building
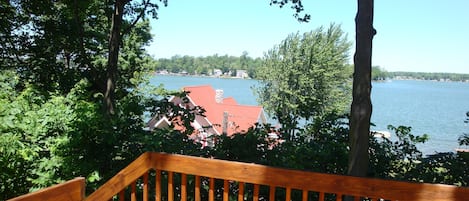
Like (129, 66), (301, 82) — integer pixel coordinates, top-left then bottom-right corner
(156, 70), (169, 75)
(148, 85), (267, 146)
(213, 69), (223, 77)
(236, 70), (249, 78)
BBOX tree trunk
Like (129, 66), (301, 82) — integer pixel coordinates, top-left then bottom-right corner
(348, 0), (376, 178)
(104, 0), (125, 115)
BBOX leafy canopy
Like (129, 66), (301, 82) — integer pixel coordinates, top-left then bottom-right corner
(255, 24), (352, 134)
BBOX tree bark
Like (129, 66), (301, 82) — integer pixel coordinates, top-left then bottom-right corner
(105, 0), (126, 115)
(348, 0), (376, 178)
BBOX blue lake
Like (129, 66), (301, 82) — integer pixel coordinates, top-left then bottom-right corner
(150, 75), (469, 155)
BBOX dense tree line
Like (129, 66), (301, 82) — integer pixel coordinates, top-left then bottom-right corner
(389, 71), (469, 81)
(370, 67), (469, 82)
(155, 52), (263, 78)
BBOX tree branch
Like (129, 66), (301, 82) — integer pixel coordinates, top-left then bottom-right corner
(121, 0), (150, 37)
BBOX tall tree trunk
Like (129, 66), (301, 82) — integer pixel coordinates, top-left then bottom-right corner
(348, 0), (376, 178)
(105, 0), (125, 115)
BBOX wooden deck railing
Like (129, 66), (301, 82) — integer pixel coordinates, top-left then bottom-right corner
(7, 152), (469, 201)
(83, 152), (469, 201)
(7, 177), (85, 201)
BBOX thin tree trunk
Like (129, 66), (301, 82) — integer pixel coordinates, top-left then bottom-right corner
(348, 0), (376, 177)
(104, 0), (125, 115)
(345, 1), (375, 200)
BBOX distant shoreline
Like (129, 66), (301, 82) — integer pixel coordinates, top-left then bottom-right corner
(152, 71), (253, 80)
(153, 71), (469, 83)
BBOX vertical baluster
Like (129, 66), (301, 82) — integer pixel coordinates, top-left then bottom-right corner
(119, 188), (125, 201)
(143, 172), (149, 201)
(336, 193), (343, 201)
(168, 171), (174, 201)
(195, 176), (201, 201)
(269, 186), (275, 201)
(156, 170), (161, 201)
(223, 180), (229, 201)
(318, 192), (325, 201)
(253, 184), (260, 201)
(131, 181), (137, 201)
(181, 174), (187, 201)
(285, 187), (291, 201)
(238, 182), (245, 201)
(302, 190), (308, 201)
(209, 177), (215, 201)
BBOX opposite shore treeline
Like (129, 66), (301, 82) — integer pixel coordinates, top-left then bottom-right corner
(154, 54), (469, 82)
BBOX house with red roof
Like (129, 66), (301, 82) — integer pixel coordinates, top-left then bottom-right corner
(148, 85), (267, 146)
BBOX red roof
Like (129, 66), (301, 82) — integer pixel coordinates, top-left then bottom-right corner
(183, 85), (265, 136)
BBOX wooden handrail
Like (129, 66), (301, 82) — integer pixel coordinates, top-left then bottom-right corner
(7, 177), (85, 201)
(85, 152), (153, 200)
(85, 152), (469, 201)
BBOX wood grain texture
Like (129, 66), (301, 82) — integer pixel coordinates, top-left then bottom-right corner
(238, 182), (244, 201)
(148, 152), (469, 201)
(77, 152), (469, 201)
(86, 152), (152, 201)
(209, 177), (215, 201)
(143, 173), (148, 201)
(195, 175), (201, 201)
(155, 170), (161, 201)
(253, 184), (259, 201)
(7, 177), (85, 201)
(269, 186), (275, 201)
(223, 180), (229, 201)
(181, 174), (187, 201)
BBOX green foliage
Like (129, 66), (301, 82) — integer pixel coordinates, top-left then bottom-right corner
(413, 152), (469, 186)
(459, 134), (469, 146)
(255, 24), (352, 134)
(371, 66), (389, 81)
(369, 125), (428, 180)
(459, 111), (469, 146)
(388, 71), (469, 81)
(2, 1), (469, 199)
(0, 72), (75, 198)
(155, 53), (263, 78)
(210, 125), (271, 164)
(269, 0), (310, 22)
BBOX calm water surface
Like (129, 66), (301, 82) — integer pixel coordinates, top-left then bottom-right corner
(150, 75), (469, 154)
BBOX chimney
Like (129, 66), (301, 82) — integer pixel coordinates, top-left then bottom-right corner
(222, 111), (228, 134)
(215, 89), (223, 103)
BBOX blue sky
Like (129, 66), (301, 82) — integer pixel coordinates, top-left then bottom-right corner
(147, 0), (469, 74)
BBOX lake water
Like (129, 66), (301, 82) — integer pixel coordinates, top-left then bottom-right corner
(150, 75), (469, 155)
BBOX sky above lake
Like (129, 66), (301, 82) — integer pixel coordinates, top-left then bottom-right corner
(147, 0), (469, 74)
